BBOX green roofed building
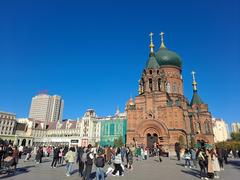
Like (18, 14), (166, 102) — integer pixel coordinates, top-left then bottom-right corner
(99, 114), (127, 147)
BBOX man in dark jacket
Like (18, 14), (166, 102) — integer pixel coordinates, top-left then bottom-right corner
(77, 147), (85, 177)
(83, 144), (94, 180)
(51, 146), (60, 168)
(175, 142), (180, 161)
(95, 152), (105, 180)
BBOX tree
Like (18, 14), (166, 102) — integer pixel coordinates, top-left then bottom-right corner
(114, 136), (123, 147)
(231, 132), (240, 141)
(190, 137), (196, 148)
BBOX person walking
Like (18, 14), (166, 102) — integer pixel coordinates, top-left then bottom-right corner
(197, 148), (208, 180)
(76, 146), (85, 177)
(112, 147), (124, 176)
(190, 147), (197, 168)
(183, 149), (191, 168)
(64, 147), (76, 176)
(127, 148), (134, 170)
(83, 144), (94, 180)
(211, 149), (220, 179)
(95, 152), (105, 180)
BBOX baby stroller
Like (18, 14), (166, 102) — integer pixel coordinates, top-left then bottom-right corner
(0, 156), (15, 174)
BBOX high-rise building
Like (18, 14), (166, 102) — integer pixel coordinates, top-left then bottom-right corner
(29, 93), (64, 123)
(126, 32), (214, 152)
(212, 118), (229, 142)
(231, 122), (240, 133)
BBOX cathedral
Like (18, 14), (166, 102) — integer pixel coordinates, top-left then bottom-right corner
(126, 32), (214, 152)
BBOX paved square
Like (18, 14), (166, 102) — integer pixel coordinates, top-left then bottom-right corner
(1, 156), (239, 180)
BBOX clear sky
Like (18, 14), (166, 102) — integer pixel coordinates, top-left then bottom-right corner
(0, 0), (239, 124)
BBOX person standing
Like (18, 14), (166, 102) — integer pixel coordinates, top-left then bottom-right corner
(112, 147), (124, 176)
(65, 147), (76, 176)
(95, 152), (105, 180)
(0, 145), (4, 169)
(36, 146), (43, 164)
(206, 149), (214, 179)
(216, 148), (224, 170)
(12, 145), (19, 170)
(211, 149), (220, 179)
(190, 147), (197, 168)
(51, 146), (60, 168)
(158, 146), (163, 162)
(83, 144), (94, 180)
(106, 146), (111, 165)
(18, 145), (23, 159)
(175, 142), (180, 161)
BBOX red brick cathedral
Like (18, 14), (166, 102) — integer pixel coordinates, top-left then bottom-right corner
(126, 32), (214, 152)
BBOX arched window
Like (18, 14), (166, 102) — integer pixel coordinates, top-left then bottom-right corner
(158, 78), (161, 91)
(149, 79), (153, 92)
(205, 121), (211, 134)
(173, 82), (177, 93)
(166, 82), (171, 93)
(195, 122), (201, 134)
(149, 70), (152, 75)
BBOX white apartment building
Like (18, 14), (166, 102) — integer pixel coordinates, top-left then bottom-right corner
(0, 111), (16, 135)
(212, 118), (229, 142)
(29, 93), (64, 123)
(231, 122), (240, 133)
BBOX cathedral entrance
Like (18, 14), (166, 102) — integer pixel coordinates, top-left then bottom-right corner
(147, 133), (158, 148)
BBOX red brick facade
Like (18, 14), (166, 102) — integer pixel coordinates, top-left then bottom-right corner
(126, 50), (214, 152)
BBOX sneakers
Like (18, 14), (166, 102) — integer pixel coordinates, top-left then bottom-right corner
(214, 176), (219, 179)
(204, 178), (208, 180)
(66, 174), (70, 177)
(120, 174), (124, 176)
(201, 178), (204, 180)
(112, 174), (116, 176)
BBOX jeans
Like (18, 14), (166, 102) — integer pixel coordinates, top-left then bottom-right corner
(66, 162), (74, 175)
(185, 159), (191, 167)
(199, 160), (207, 178)
(96, 167), (105, 180)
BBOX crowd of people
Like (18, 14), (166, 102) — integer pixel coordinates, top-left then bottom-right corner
(0, 142), (240, 179)
(175, 142), (240, 180)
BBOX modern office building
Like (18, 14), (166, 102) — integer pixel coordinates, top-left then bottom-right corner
(29, 93), (64, 123)
(212, 118), (229, 142)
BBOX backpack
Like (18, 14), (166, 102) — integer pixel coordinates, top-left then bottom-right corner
(95, 156), (105, 167)
(81, 152), (87, 162)
(86, 152), (93, 165)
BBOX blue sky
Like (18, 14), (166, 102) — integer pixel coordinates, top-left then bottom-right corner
(0, 0), (239, 124)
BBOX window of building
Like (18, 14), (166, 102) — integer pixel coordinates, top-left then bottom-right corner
(149, 70), (152, 74)
(166, 82), (171, 93)
(158, 79), (161, 91)
(149, 79), (153, 92)
(173, 82), (177, 93)
(205, 121), (210, 134)
(195, 122), (201, 134)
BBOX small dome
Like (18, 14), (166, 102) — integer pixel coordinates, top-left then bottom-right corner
(146, 53), (160, 69)
(155, 48), (182, 68)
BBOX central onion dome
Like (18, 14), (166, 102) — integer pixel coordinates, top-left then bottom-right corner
(155, 32), (182, 68)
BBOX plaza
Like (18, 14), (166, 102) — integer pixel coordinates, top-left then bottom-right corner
(1, 156), (240, 180)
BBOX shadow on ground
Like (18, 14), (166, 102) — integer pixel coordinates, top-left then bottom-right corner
(0, 165), (35, 179)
